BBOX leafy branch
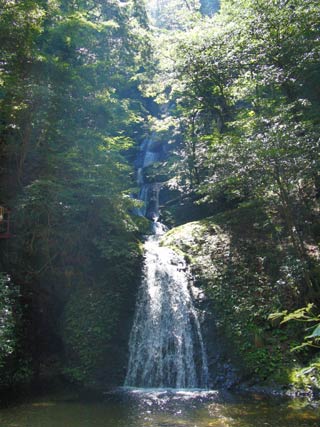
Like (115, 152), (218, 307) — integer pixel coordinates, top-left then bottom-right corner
(269, 304), (320, 350)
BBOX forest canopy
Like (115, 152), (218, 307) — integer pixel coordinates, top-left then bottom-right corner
(0, 0), (319, 390)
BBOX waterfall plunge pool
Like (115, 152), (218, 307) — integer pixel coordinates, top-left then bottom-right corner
(0, 388), (319, 427)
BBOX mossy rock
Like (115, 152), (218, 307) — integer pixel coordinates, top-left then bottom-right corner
(159, 214), (313, 390)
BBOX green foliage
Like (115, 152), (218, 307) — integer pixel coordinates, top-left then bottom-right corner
(162, 214), (310, 385)
(0, 274), (19, 370)
(0, 273), (32, 388)
(289, 355), (320, 390)
(0, 0), (150, 388)
(146, 0), (202, 30)
(144, 0), (320, 349)
(62, 284), (119, 385)
(61, 234), (142, 386)
(1, 0), (320, 392)
(270, 304), (320, 350)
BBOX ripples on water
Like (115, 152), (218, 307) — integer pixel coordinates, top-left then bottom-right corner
(0, 388), (319, 427)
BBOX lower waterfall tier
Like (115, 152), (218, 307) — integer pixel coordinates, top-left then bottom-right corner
(125, 235), (208, 389)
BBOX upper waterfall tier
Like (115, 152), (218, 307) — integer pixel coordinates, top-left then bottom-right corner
(135, 133), (167, 221)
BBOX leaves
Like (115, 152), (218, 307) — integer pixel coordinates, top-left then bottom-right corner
(306, 324), (320, 339)
(0, 0), (150, 387)
(269, 304), (320, 350)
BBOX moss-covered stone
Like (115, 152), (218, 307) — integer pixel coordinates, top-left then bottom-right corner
(60, 256), (142, 389)
(160, 210), (319, 392)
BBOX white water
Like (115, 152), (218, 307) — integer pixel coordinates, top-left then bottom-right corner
(126, 131), (208, 389)
(137, 182), (163, 220)
(125, 236), (208, 388)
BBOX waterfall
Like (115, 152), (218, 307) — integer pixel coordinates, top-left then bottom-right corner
(125, 133), (208, 389)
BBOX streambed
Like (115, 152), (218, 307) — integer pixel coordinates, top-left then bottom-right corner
(0, 388), (319, 427)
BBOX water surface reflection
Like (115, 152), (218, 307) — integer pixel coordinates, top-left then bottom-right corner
(0, 388), (319, 427)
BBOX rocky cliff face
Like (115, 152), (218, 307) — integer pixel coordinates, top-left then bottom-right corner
(160, 212), (320, 393)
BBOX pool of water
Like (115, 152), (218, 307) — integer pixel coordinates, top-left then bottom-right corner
(0, 388), (319, 427)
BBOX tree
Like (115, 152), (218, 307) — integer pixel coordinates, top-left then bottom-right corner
(142, 0), (320, 297)
(0, 0), (150, 386)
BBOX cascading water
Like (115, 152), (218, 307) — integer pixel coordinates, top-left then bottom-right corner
(125, 133), (208, 389)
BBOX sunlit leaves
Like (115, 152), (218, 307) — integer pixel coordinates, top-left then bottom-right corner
(154, 0), (320, 213)
(146, 0), (202, 30)
(269, 304), (320, 350)
(0, 0), (149, 290)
